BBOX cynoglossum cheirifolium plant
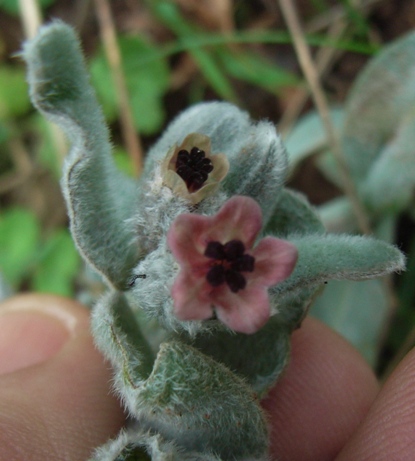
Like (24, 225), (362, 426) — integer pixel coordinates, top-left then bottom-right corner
(24, 21), (405, 461)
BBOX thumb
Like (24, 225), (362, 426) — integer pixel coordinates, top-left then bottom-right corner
(0, 294), (126, 461)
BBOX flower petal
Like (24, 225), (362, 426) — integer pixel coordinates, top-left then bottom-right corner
(204, 196), (262, 246)
(180, 132), (212, 153)
(252, 237), (298, 286)
(213, 284), (271, 334)
(167, 213), (213, 268)
(171, 270), (213, 320)
(209, 153), (229, 183)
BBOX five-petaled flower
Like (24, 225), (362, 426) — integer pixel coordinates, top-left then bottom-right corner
(167, 196), (298, 334)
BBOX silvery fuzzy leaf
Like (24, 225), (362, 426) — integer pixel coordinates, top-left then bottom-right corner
(341, 31), (415, 183)
(284, 107), (344, 174)
(311, 278), (389, 365)
(362, 112), (415, 213)
(263, 187), (325, 237)
(272, 233), (405, 302)
(134, 341), (269, 461)
(126, 241), (191, 334)
(91, 291), (155, 393)
(274, 285), (322, 331)
(220, 119), (288, 224)
(23, 21), (140, 290)
(90, 424), (224, 461)
(93, 292), (268, 460)
(177, 315), (291, 396)
(317, 196), (357, 234)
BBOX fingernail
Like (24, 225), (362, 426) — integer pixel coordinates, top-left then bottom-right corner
(0, 296), (78, 375)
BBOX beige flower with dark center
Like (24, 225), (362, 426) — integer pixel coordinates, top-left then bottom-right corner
(161, 133), (229, 204)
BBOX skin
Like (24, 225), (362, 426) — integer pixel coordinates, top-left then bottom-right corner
(0, 294), (414, 461)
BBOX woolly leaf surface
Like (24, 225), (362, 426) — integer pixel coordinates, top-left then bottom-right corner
(311, 278), (389, 365)
(272, 233), (405, 300)
(264, 187), (325, 237)
(23, 21), (139, 289)
(135, 341), (268, 460)
(362, 113), (415, 213)
(284, 107), (344, 173)
(341, 31), (415, 182)
(92, 291), (154, 391)
(90, 425), (223, 461)
(178, 315), (291, 396)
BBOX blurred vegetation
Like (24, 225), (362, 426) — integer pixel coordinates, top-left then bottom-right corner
(0, 0), (414, 375)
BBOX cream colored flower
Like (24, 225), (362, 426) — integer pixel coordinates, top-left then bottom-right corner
(161, 133), (229, 204)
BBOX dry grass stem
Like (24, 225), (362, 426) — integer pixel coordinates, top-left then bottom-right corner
(279, 18), (347, 135)
(94, 0), (144, 176)
(18, 0), (42, 38)
(278, 0), (371, 235)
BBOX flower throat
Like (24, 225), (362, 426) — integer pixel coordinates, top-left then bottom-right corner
(204, 239), (255, 292)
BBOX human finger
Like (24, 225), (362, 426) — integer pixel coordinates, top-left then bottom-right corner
(0, 294), (126, 461)
(262, 317), (379, 461)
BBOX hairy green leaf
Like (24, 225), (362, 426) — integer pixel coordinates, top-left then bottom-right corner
(311, 279), (389, 365)
(92, 291), (155, 389)
(284, 108), (344, 173)
(178, 315), (291, 396)
(136, 341), (268, 460)
(264, 187), (325, 237)
(24, 21), (140, 289)
(273, 233), (405, 300)
(341, 31), (415, 182)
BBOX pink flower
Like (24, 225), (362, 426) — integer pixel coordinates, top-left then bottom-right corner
(167, 196), (298, 334)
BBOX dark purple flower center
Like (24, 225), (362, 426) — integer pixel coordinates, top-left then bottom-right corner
(204, 239), (255, 293)
(175, 147), (214, 192)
